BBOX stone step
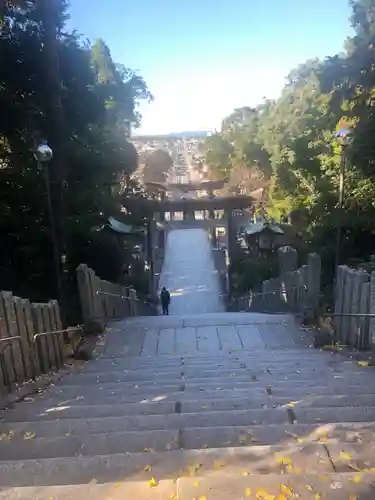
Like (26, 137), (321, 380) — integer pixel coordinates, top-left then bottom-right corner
(55, 371), (364, 387)
(0, 408), (290, 438)
(1, 421), (375, 461)
(0, 443), (332, 486)
(7, 394), (375, 421)
(43, 382), (375, 405)
(0, 401), (177, 421)
(2, 472), (374, 500)
(28, 386), (375, 406)
(178, 471), (375, 500)
(97, 350), (331, 363)
(76, 364), (353, 379)
(0, 480), (177, 500)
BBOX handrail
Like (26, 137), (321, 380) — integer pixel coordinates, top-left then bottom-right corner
(33, 325), (82, 342)
(95, 289), (155, 306)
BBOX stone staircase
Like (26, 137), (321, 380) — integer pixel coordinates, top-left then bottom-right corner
(1, 313), (375, 498)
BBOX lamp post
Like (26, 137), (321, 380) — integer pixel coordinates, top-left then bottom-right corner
(334, 126), (351, 274)
(34, 142), (63, 309)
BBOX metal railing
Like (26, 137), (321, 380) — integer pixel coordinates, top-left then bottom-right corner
(319, 311), (375, 351)
(0, 325), (82, 394)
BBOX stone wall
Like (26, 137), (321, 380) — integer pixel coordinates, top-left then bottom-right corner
(333, 266), (373, 348)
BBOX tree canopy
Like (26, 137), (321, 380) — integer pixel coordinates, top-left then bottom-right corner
(143, 149), (173, 183)
(203, 0), (375, 276)
(0, 0), (151, 320)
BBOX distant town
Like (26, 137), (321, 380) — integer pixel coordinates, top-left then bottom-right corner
(132, 131), (211, 184)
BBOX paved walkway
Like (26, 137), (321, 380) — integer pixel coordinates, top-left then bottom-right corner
(159, 229), (224, 315)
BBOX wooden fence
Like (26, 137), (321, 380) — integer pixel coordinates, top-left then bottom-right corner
(0, 291), (79, 396)
(333, 266), (375, 349)
(230, 250), (321, 317)
(76, 264), (157, 328)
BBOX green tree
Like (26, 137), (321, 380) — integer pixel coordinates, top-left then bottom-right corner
(143, 149), (173, 183)
(0, 0), (151, 319)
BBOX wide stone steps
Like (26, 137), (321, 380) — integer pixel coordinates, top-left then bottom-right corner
(1, 421), (375, 461)
(0, 443), (359, 485)
(6, 394), (375, 422)
(1, 443), (375, 496)
(1, 312), (375, 497)
(2, 472), (374, 500)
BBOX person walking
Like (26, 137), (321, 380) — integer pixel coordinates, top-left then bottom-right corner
(160, 287), (171, 315)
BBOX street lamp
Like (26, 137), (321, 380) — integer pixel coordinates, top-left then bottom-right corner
(334, 126), (352, 274)
(34, 142), (64, 308)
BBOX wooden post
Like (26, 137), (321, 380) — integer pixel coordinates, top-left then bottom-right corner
(1, 292), (23, 383)
(32, 304), (48, 374)
(0, 292), (16, 389)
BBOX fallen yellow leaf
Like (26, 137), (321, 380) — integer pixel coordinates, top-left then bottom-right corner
(281, 484), (293, 495)
(314, 495), (321, 500)
(143, 447), (154, 453)
(340, 450), (352, 461)
(188, 463), (202, 476)
(193, 481), (199, 487)
(213, 459), (226, 469)
(239, 434), (251, 444)
(275, 455), (292, 465)
(305, 484), (313, 491)
(148, 477), (158, 488)
(357, 361), (369, 367)
(278, 495), (287, 500)
(287, 401), (298, 407)
(255, 488), (275, 499)
(0, 431), (14, 441)
(246, 487), (252, 496)
(144, 465), (152, 472)
(294, 467), (301, 473)
(23, 431), (36, 440)
(352, 473), (362, 484)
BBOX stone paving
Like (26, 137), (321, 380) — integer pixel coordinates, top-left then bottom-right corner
(1, 232), (375, 497)
(159, 228), (224, 315)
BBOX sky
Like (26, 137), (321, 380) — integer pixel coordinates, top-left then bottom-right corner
(67, 0), (353, 135)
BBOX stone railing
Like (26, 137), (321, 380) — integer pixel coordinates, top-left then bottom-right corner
(230, 247), (321, 318)
(76, 264), (157, 330)
(0, 291), (80, 397)
(333, 266), (375, 349)
(212, 247), (228, 297)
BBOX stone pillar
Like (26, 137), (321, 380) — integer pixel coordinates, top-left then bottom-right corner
(359, 281), (371, 349)
(349, 270), (369, 347)
(306, 253), (321, 317)
(211, 227), (217, 248)
(278, 246), (298, 277)
(146, 218), (155, 293)
(369, 271), (375, 349)
(342, 268), (354, 345)
(334, 265), (348, 343)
